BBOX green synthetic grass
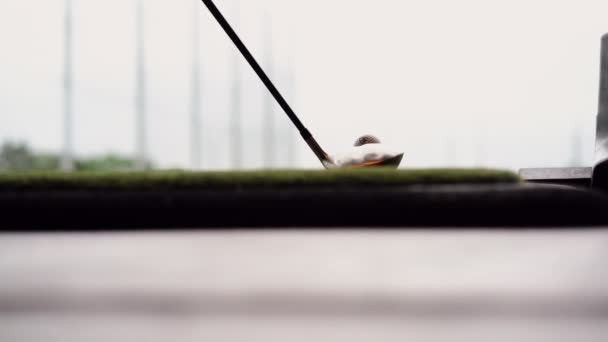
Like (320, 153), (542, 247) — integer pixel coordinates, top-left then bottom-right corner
(0, 168), (520, 191)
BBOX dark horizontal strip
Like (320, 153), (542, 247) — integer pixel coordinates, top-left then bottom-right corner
(0, 184), (607, 230)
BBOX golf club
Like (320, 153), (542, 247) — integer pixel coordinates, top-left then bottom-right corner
(200, 0), (403, 168)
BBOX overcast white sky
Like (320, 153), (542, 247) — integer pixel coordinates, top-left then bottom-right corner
(1, 0), (608, 170)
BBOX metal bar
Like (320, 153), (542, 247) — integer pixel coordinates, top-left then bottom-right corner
(593, 33), (608, 189)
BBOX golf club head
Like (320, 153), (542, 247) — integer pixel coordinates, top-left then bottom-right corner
(327, 135), (404, 169)
(355, 153), (404, 168)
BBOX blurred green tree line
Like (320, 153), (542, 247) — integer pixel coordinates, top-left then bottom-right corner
(0, 142), (150, 171)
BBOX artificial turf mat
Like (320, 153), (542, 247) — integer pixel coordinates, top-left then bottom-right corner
(0, 168), (519, 191)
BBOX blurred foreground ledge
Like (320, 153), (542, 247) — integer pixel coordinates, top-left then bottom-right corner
(3, 290), (608, 318)
(0, 169), (607, 230)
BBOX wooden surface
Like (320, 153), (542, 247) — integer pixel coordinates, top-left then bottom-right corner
(1, 229), (608, 341)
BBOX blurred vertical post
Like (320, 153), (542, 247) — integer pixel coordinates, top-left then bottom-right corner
(190, 0), (202, 169)
(61, 0), (74, 171)
(286, 24), (297, 168)
(262, 11), (275, 168)
(570, 124), (583, 166)
(230, 0), (242, 169)
(474, 134), (486, 167)
(135, 0), (147, 170)
(445, 137), (457, 166)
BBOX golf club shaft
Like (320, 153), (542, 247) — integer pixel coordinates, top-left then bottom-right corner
(200, 0), (330, 165)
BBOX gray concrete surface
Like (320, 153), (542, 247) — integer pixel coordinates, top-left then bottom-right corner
(1, 229), (608, 341)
